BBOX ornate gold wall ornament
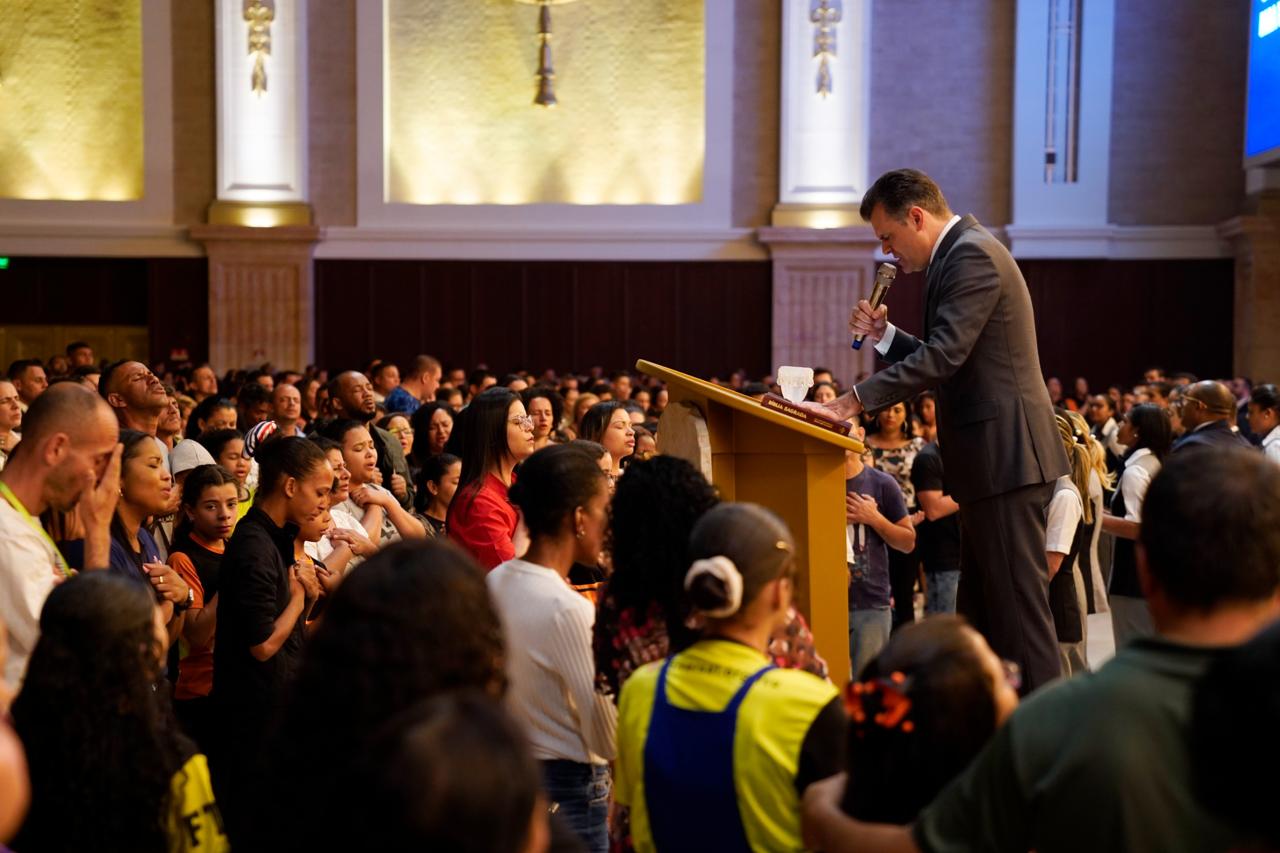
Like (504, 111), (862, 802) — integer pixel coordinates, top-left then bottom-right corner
(516, 0), (580, 108)
(244, 0), (274, 96)
(811, 0), (841, 97)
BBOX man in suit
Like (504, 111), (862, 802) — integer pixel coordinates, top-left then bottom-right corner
(824, 169), (1069, 691)
(1171, 380), (1251, 454)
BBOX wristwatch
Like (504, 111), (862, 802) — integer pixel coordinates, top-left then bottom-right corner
(173, 586), (195, 613)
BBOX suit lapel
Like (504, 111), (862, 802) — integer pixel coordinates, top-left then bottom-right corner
(923, 214), (979, 338)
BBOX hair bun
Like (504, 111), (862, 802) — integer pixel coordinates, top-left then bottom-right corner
(684, 556), (743, 618)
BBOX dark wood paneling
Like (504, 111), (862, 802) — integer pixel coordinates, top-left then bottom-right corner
(1023, 258), (1233, 388)
(872, 257), (1234, 391)
(0, 256), (207, 364)
(315, 260), (775, 378)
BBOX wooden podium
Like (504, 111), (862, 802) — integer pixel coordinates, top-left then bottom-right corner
(637, 359), (864, 681)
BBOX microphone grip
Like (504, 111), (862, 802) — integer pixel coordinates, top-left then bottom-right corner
(851, 280), (892, 350)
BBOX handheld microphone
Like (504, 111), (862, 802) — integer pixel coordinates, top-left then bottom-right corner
(852, 263), (898, 350)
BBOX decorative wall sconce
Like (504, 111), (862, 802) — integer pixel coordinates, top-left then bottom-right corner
(811, 0), (841, 97)
(515, 0), (581, 107)
(244, 0), (274, 96)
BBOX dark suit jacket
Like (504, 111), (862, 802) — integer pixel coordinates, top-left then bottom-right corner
(855, 215), (1069, 504)
(1171, 419), (1252, 454)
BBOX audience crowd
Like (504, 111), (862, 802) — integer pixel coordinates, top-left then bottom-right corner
(0, 343), (1277, 852)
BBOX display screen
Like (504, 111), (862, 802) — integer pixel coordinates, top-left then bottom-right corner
(1246, 0), (1280, 165)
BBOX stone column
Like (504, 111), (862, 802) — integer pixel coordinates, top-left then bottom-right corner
(758, 228), (881, 387)
(761, 0), (877, 386)
(1220, 182), (1280, 382)
(189, 224), (320, 371)
(193, 0), (317, 371)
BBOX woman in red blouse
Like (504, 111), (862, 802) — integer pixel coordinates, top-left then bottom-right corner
(447, 387), (536, 570)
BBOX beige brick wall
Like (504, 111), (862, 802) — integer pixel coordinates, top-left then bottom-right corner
(1108, 0), (1248, 225)
(171, 0), (215, 226)
(732, 0), (781, 228)
(867, 0), (1015, 226)
(308, 0), (358, 226)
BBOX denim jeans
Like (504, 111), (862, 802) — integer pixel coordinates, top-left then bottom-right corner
(849, 606), (892, 679)
(925, 570), (961, 615)
(541, 760), (610, 853)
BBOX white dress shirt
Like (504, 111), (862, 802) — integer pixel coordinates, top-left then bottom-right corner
(1263, 425), (1280, 464)
(874, 214), (963, 357)
(1045, 477), (1083, 555)
(1119, 448), (1160, 522)
(487, 558), (617, 765)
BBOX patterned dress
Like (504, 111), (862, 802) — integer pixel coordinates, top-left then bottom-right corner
(864, 437), (926, 509)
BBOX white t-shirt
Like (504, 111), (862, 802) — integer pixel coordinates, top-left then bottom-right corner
(0, 500), (64, 691)
(1045, 477), (1083, 555)
(487, 558), (617, 765)
(304, 503), (372, 567)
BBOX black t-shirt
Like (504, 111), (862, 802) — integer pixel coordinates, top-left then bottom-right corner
(212, 506), (304, 722)
(909, 443), (962, 573)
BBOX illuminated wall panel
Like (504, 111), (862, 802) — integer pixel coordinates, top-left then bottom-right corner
(0, 0), (144, 200)
(385, 0), (705, 205)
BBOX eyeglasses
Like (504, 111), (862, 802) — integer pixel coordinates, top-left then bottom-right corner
(509, 415), (534, 429)
(1173, 397), (1204, 411)
(389, 426), (414, 436)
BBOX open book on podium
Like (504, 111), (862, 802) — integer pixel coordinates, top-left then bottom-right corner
(637, 359), (864, 681)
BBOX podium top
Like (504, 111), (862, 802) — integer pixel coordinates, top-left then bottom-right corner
(636, 359), (866, 454)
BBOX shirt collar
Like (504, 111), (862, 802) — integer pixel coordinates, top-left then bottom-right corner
(929, 214), (963, 267)
(1125, 447), (1154, 468)
(1264, 425), (1280, 447)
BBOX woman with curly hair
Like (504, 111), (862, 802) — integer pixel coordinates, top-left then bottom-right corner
(258, 540), (513, 847)
(593, 456), (828, 704)
(11, 572), (228, 852)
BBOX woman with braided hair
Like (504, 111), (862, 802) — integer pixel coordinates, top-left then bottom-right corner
(1064, 409), (1113, 615)
(1045, 411), (1094, 675)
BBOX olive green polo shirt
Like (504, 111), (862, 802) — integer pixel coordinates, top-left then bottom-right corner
(914, 638), (1247, 853)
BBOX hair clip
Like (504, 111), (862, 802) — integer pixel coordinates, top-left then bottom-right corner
(843, 671), (915, 734)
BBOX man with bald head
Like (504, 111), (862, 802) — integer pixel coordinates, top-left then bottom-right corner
(329, 370), (415, 510)
(0, 384), (122, 691)
(1172, 381), (1252, 454)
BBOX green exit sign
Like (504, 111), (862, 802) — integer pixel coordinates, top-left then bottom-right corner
(0, 258), (9, 270)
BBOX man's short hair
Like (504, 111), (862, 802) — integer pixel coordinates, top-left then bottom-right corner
(7, 358), (43, 382)
(237, 382), (272, 408)
(97, 359), (132, 402)
(1139, 447), (1280, 609)
(408, 355), (442, 379)
(860, 169), (951, 222)
(65, 341), (91, 356)
(371, 361), (399, 380)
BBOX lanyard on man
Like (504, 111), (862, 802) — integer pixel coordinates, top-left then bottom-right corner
(0, 480), (74, 578)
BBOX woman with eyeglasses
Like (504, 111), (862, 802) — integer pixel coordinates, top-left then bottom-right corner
(447, 387), (537, 570)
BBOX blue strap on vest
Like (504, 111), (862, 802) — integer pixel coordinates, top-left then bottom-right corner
(642, 655), (775, 853)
